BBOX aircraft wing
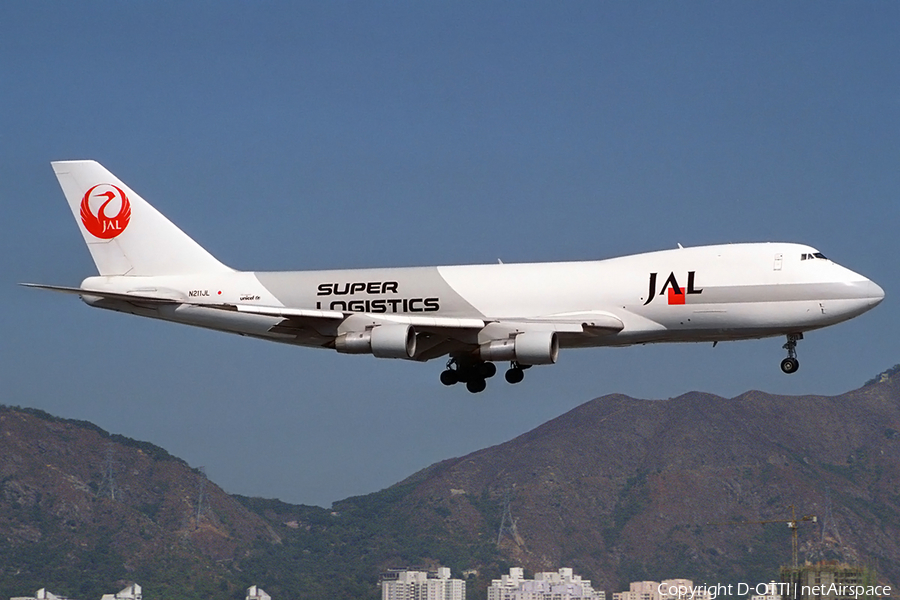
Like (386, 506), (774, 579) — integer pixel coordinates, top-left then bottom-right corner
(228, 305), (624, 335)
(23, 282), (622, 333)
(22, 284), (623, 363)
(22, 283), (486, 328)
(229, 303), (486, 329)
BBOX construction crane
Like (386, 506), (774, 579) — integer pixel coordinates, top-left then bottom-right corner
(709, 505), (818, 571)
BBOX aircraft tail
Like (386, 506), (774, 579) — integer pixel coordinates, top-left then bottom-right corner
(52, 160), (232, 276)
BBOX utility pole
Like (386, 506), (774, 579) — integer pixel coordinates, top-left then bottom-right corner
(195, 466), (207, 528)
(497, 489), (523, 549)
(98, 443), (119, 501)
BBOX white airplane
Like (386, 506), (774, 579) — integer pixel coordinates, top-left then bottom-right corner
(26, 161), (884, 393)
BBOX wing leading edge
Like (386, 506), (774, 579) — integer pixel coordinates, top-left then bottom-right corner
(22, 282), (623, 349)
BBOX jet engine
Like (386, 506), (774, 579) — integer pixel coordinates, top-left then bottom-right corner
(478, 331), (559, 365)
(335, 324), (417, 359)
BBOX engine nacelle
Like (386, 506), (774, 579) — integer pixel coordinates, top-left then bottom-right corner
(335, 324), (417, 359)
(478, 331), (559, 365)
(371, 324), (417, 358)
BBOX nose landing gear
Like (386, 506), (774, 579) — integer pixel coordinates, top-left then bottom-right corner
(780, 333), (802, 374)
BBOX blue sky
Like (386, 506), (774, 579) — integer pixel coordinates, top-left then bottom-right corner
(2, 2), (898, 507)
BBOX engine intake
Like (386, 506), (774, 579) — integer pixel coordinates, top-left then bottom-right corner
(479, 331), (559, 365)
(335, 324), (417, 359)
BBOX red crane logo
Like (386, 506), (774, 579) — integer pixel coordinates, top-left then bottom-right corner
(80, 184), (131, 239)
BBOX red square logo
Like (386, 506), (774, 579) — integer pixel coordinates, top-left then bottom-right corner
(668, 286), (685, 305)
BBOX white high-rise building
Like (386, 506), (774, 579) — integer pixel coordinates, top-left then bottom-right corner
(246, 586), (272, 600)
(614, 581), (658, 600)
(749, 581), (782, 600)
(100, 583), (142, 600)
(11, 589), (71, 600)
(381, 567), (465, 600)
(614, 580), (712, 600)
(488, 567), (605, 600)
(660, 579), (711, 600)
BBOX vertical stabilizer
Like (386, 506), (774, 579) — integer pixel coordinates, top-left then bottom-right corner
(52, 160), (232, 276)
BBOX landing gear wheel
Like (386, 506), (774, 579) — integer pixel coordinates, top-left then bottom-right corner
(440, 369), (459, 386)
(505, 367), (525, 384)
(466, 378), (487, 393)
(780, 357), (800, 374)
(479, 362), (497, 378)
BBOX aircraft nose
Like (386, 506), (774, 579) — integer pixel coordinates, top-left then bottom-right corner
(867, 279), (886, 307)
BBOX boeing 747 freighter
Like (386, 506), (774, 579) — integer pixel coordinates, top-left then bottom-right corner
(25, 161), (884, 392)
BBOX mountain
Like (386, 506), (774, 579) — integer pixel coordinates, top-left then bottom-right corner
(2, 369), (899, 599)
(347, 379), (900, 592)
(250, 371), (900, 596)
(0, 406), (280, 599)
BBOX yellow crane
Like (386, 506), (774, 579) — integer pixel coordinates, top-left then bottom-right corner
(709, 505), (818, 572)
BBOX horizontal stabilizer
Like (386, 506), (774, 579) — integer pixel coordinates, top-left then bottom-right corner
(20, 283), (181, 304)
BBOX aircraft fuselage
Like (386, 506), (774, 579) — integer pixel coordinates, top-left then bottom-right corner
(78, 242), (882, 350)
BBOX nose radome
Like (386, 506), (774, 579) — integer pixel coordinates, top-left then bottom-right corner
(868, 279), (885, 306)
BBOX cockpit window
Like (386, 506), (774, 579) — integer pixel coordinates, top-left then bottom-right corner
(800, 252), (828, 261)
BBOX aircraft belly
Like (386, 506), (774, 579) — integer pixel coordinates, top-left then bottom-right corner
(622, 298), (856, 344)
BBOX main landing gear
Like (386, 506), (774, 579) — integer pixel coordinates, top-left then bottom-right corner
(780, 333), (802, 374)
(440, 358), (531, 393)
(440, 359), (494, 393)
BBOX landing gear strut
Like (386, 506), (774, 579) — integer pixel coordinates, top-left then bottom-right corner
(780, 333), (802, 374)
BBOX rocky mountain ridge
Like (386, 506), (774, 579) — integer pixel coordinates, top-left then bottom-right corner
(2, 369), (899, 599)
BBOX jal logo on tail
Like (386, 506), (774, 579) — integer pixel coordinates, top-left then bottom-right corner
(644, 271), (703, 305)
(80, 184), (131, 239)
